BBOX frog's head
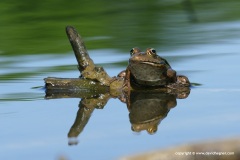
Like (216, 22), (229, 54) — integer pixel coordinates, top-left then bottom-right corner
(129, 47), (162, 64)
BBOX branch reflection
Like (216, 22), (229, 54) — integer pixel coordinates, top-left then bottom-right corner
(45, 88), (190, 145)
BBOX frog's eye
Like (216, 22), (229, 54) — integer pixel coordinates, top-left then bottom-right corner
(150, 48), (156, 55)
(130, 48), (134, 56)
(147, 48), (157, 57)
(130, 47), (140, 56)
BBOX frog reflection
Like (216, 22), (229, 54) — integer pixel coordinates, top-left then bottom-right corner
(48, 87), (190, 145)
(127, 90), (178, 134)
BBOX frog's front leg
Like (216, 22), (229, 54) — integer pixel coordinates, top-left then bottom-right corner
(117, 70), (126, 79)
(122, 67), (131, 89)
(167, 68), (177, 83)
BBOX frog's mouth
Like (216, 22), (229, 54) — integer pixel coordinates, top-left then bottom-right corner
(140, 61), (166, 68)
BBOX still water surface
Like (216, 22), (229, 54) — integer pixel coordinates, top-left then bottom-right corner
(1, 1), (240, 160)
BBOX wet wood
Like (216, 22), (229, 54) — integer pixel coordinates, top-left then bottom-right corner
(65, 26), (94, 72)
(44, 77), (109, 98)
(45, 26), (116, 93)
(65, 26), (112, 86)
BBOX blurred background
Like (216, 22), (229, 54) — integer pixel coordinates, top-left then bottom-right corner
(1, 0), (240, 56)
(0, 0), (240, 160)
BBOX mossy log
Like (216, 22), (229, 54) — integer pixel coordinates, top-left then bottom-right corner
(45, 77), (109, 99)
(45, 26), (118, 94)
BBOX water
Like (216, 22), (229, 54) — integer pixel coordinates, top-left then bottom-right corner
(1, 1), (240, 160)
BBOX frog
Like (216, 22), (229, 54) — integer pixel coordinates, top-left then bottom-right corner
(118, 47), (191, 89)
(121, 47), (181, 88)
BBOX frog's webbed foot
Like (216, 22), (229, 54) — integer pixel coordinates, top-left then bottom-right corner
(109, 70), (127, 88)
(176, 90), (190, 99)
(176, 75), (190, 87)
(166, 75), (191, 99)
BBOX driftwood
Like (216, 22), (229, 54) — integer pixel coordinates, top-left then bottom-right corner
(45, 77), (109, 99)
(44, 26), (123, 97)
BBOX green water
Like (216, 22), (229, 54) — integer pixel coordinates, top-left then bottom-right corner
(1, 0), (240, 56)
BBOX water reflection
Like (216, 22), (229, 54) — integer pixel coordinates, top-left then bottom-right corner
(127, 91), (181, 134)
(46, 86), (190, 145)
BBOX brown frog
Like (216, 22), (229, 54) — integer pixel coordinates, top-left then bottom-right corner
(118, 47), (190, 89)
